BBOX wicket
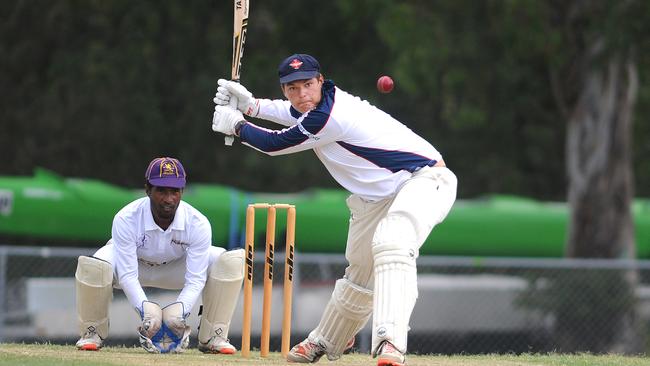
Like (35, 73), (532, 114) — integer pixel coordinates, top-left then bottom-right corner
(241, 203), (296, 358)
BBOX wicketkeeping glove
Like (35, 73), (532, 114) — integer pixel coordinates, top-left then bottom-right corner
(212, 105), (246, 136)
(160, 302), (191, 353)
(137, 301), (163, 354)
(214, 79), (260, 117)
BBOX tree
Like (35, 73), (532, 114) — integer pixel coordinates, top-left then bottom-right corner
(548, 0), (642, 352)
(377, 0), (647, 353)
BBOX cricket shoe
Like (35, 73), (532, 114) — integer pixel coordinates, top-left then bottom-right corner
(76, 326), (103, 351)
(287, 337), (355, 363)
(198, 335), (236, 354)
(376, 341), (405, 366)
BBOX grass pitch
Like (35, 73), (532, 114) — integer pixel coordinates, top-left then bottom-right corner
(0, 343), (648, 366)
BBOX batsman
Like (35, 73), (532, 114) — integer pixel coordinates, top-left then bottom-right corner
(211, 54), (458, 366)
(74, 157), (244, 354)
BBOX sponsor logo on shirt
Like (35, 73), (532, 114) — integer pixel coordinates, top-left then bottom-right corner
(171, 238), (189, 250)
(297, 123), (319, 140)
(137, 234), (149, 249)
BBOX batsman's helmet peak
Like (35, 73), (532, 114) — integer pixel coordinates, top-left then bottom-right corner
(145, 157), (186, 189)
(278, 54), (321, 84)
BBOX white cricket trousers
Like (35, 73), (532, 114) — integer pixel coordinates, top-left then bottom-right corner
(344, 166), (457, 286)
(342, 165), (457, 353)
(93, 241), (225, 290)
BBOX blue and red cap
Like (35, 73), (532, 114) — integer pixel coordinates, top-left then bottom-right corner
(278, 54), (321, 84)
(145, 157), (186, 188)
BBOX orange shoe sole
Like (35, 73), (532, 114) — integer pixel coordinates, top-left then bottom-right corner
(201, 348), (236, 355)
(377, 358), (404, 366)
(78, 344), (99, 351)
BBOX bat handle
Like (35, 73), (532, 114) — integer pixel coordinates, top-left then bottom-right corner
(224, 94), (239, 146)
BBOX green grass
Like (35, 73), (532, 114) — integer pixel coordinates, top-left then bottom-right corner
(0, 343), (647, 366)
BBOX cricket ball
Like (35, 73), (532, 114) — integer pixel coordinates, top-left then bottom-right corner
(377, 75), (394, 94)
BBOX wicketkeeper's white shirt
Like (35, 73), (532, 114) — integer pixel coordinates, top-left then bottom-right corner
(111, 197), (212, 313)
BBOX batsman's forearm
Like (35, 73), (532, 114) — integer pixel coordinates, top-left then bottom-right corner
(256, 99), (297, 126)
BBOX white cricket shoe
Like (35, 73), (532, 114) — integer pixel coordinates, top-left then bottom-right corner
(376, 341), (405, 366)
(287, 339), (326, 363)
(76, 326), (103, 351)
(198, 335), (236, 354)
(287, 337), (355, 363)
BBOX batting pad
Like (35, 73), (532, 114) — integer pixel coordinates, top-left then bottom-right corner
(75, 256), (113, 340)
(198, 249), (244, 345)
(311, 278), (373, 360)
(371, 215), (418, 355)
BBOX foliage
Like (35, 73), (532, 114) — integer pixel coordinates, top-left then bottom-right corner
(1, 1), (650, 199)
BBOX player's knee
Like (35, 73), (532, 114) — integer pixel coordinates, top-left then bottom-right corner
(371, 214), (418, 266)
(332, 278), (373, 320)
(209, 248), (245, 280)
(76, 256), (113, 286)
(343, 266), (374, 289)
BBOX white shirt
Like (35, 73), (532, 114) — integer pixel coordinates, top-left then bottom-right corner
(239, 80), (443, 201)
(111, 197), (212, 313)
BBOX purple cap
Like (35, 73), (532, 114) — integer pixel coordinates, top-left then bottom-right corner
(145, 157), (186, 188)
(278, 54), (321, 84)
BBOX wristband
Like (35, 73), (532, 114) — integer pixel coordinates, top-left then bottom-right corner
(234, 121), (246, 137)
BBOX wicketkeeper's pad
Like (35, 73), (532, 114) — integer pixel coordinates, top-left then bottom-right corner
(76, 255), (113, 340)
(197, 248), (245, 348)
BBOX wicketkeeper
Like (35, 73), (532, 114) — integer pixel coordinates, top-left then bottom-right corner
(211, 54), (457, 366)
(75, 157), (244, 354)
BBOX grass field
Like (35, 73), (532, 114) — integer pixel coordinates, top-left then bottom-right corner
(0, 344), (648, 366)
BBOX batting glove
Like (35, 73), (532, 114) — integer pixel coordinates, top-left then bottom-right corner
(214, 79), (260, 116)
(212, 105), (246, 136)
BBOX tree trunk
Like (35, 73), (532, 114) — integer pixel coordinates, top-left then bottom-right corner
(565, 42), (641, 353)
(566, 49), (637, 259)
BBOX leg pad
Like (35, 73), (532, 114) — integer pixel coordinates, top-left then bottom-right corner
(311, 278), (373, 360)
(76, 256), (113, 340)
(198, 249), (245, 345)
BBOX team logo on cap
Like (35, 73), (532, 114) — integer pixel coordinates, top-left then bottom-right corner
(289, 59), (303, 69)
(161, 162), (176, 176)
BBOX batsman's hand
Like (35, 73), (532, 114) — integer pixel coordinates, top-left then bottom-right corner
(215, 79), (260, 117)
(212, 105), (245, 136)
(161, 302), (191, 353)
(137, 301), (163, 354)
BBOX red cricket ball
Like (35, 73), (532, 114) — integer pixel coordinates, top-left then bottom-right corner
(377, 75), (394, 94)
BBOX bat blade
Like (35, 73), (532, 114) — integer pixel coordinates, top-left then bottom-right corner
(231, 0), (249, 82)
(225, 0), (250, 146)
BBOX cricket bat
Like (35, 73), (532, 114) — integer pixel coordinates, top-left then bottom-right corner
(225, 0), (249, 146)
